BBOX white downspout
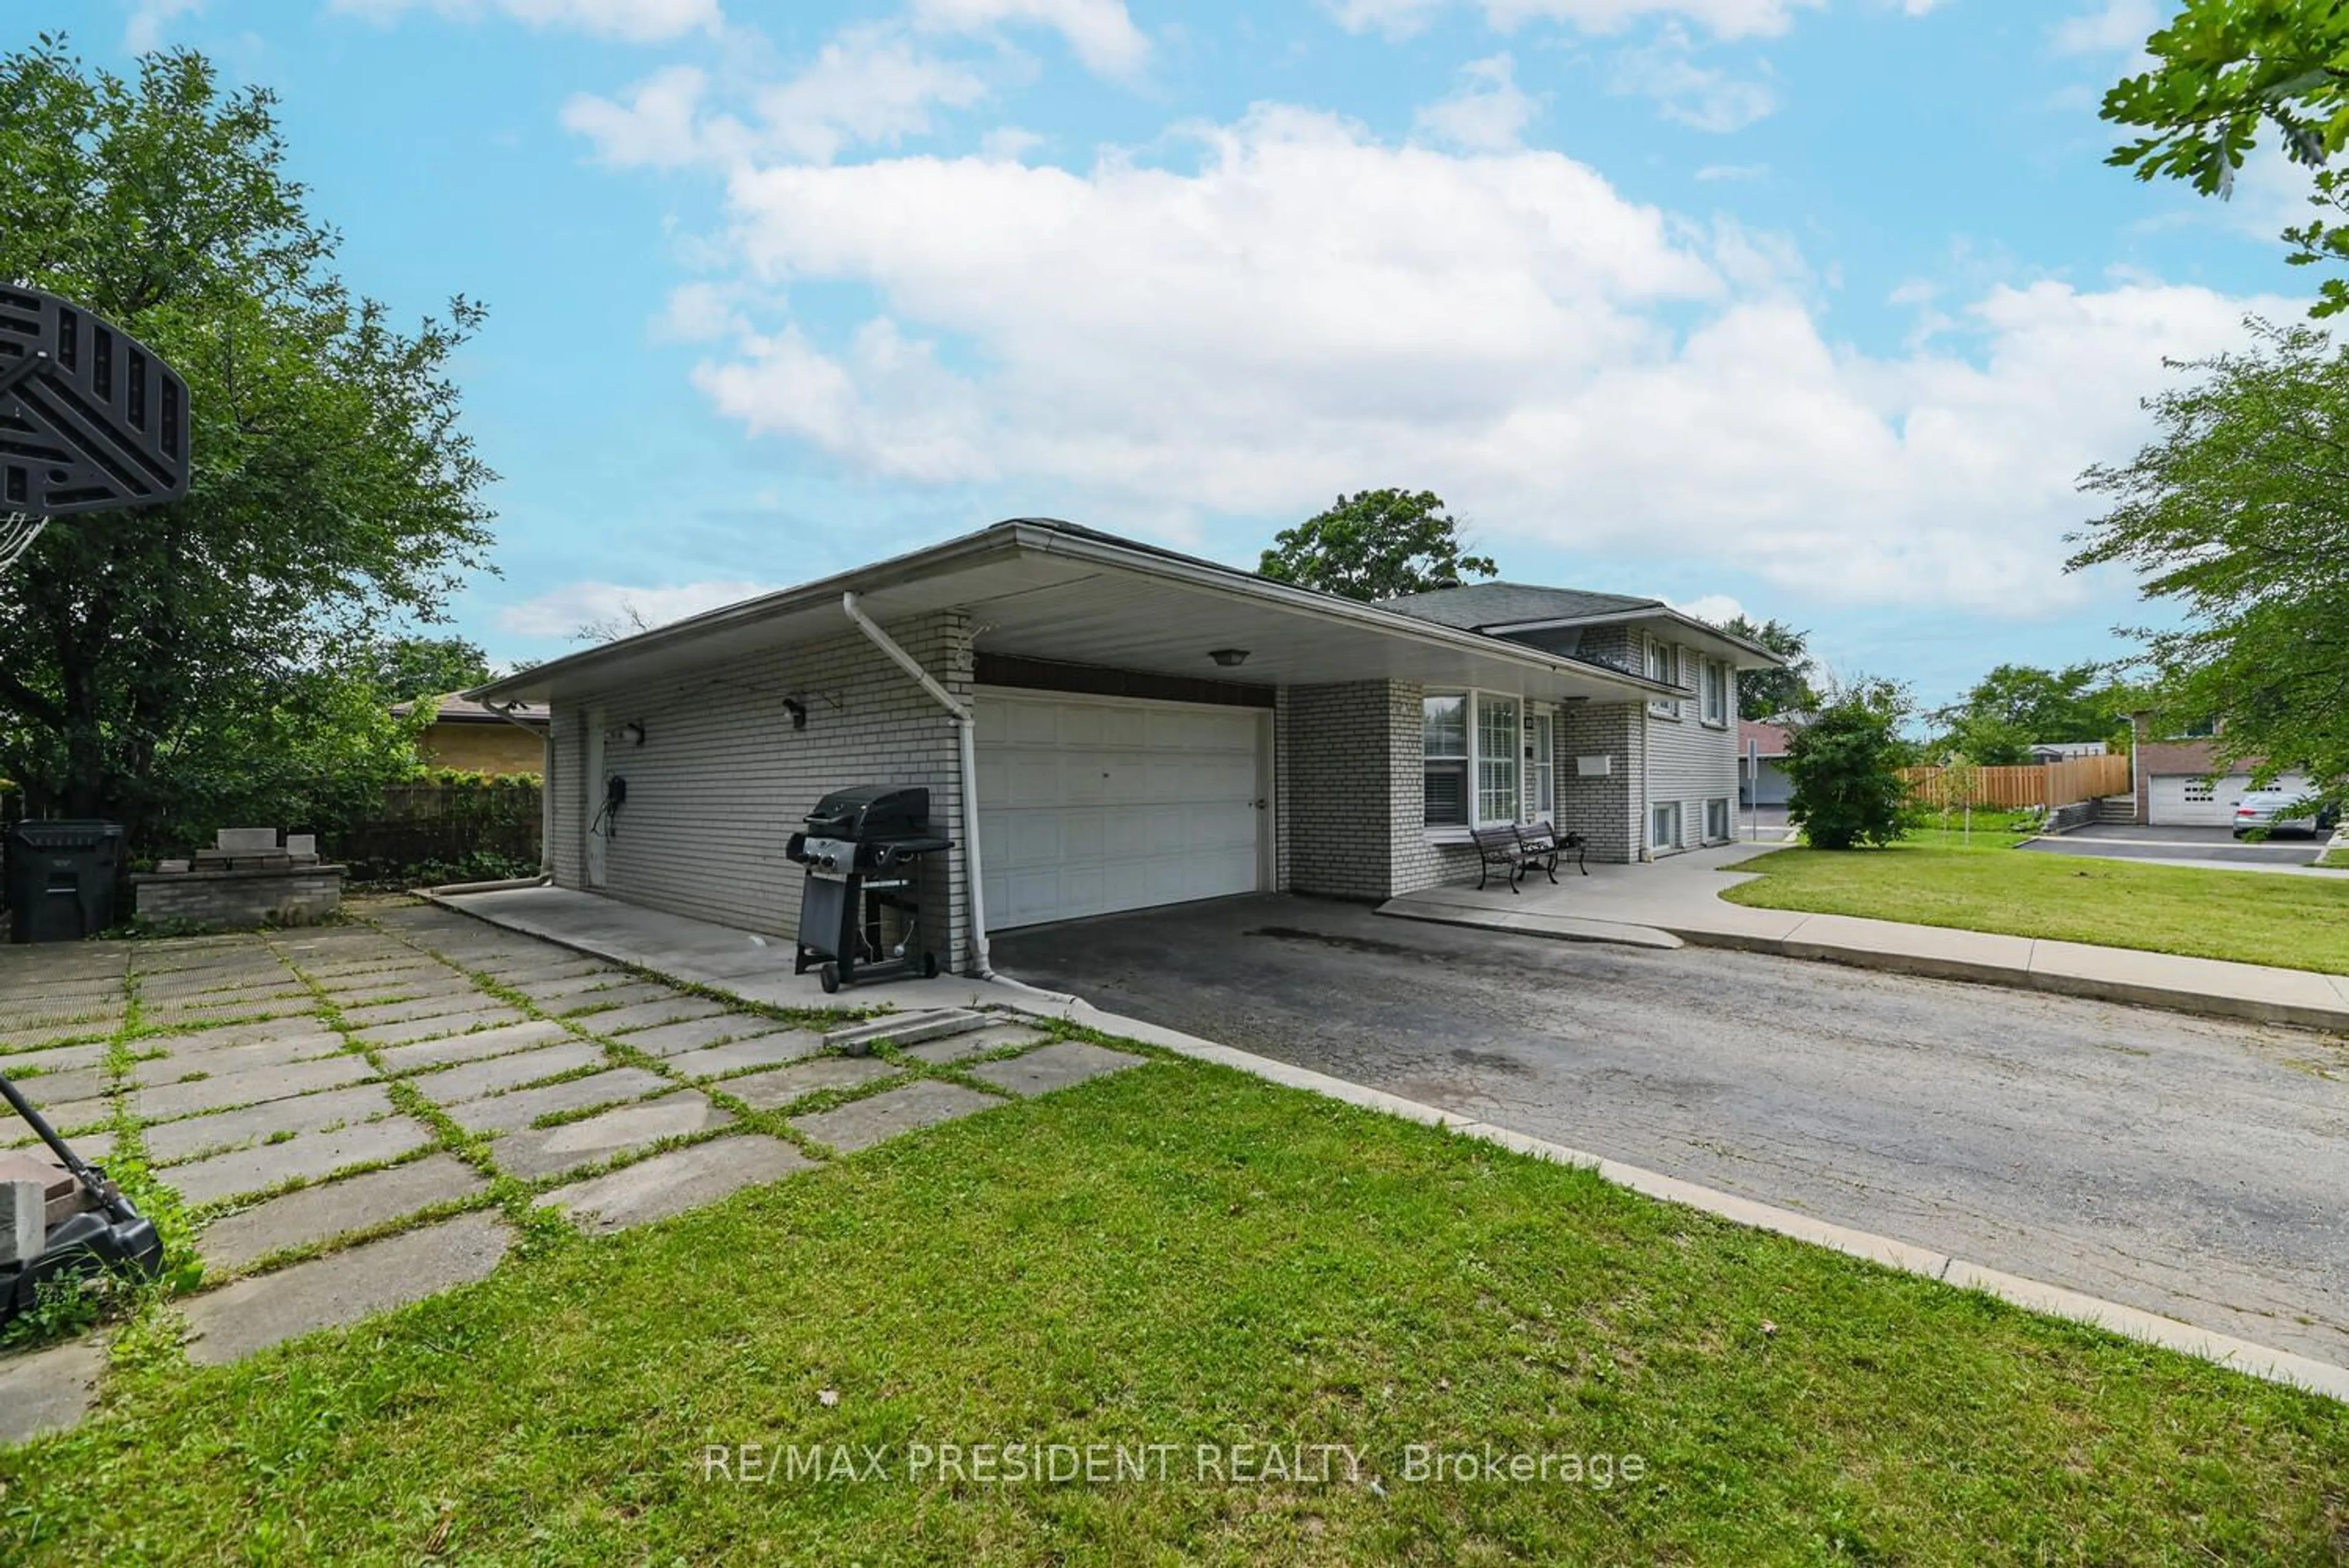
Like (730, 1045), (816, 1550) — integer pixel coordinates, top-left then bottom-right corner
(839, 592), (998, 981)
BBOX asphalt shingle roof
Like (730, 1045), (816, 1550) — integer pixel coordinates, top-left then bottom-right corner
(1378, 581), (1664, 632)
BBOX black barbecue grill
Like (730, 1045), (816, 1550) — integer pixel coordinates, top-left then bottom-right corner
(785, 784), (953, 992)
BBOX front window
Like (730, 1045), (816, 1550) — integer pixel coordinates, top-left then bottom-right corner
(1701, 661), (1728, 726)
(1423, 694), (1469, 827)
(1650, 801), (1682, 851)
(1705, 797), (1730, 842)
(1425, 691), (1530, 828)
(1477, 697), (1521, 825)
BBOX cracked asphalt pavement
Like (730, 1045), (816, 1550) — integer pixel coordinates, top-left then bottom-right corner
(996, 894), (2349, 1365)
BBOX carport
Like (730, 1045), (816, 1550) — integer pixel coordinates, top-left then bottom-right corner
(469, 520), (1674, 976)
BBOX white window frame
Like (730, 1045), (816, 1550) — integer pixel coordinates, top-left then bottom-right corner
(1650, 800), (1682, 852)
(1425, 689), (1531, 835)
(1526, 706), (1556, 822)
(1705, 797), (1731, 843)
(1700, 660), (1729, 728)
(1646, 637), (1680, 719)
(1477, 694), (1521, 827)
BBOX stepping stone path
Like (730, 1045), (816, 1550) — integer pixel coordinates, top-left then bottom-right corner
(0, 902), (1146, 1444)
(546, 1136), (815, 1234)
(180, 1213), (511, 1367)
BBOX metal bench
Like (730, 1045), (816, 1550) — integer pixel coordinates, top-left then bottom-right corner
(1472, 822), (1588, 891)
(1518, 819), (1588, 880)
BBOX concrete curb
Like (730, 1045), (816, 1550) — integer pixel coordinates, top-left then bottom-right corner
(1664, 926), (2348, 1033)
(1378, 897), (2349, 1035)
(995, 988), (2349, 1407)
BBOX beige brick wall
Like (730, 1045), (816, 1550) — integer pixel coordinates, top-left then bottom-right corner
(417, 721), (546, 777)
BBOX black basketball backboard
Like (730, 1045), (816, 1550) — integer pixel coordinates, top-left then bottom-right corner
(0, 285), (190, 518)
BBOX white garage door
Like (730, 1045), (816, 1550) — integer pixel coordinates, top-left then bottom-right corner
(976, 691), (1267, 929)
(2148, 773), (2306, 827)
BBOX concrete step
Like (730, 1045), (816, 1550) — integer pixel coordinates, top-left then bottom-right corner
(2094, 795), (2136, 823)
(823, 1009), (990, 1056)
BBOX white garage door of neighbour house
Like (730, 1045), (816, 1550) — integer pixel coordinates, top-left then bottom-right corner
(2148, 773), (2309, 827)
(974, 690), (1269, 929)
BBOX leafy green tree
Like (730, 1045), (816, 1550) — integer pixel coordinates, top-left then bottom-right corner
(2070, 318), (2349, 796)
(0, 39), (494, 845)
(1784, 679), (1918, 850)
(1260, 489), (1497, 602)
(2101, 1), (2349, 316)
(1718, 614), (1819, 721)
(1928, 663), (2131, 767)
(367, 636), (494, 702)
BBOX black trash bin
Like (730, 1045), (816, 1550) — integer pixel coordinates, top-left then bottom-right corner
(4, 821), (125, 943)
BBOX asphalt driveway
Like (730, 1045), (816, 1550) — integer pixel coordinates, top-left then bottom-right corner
(2022, 822), (2329, 871)
(996, 894), (2349, 1365)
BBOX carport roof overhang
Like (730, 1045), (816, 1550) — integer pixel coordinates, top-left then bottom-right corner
(470, 520), (1679, 709)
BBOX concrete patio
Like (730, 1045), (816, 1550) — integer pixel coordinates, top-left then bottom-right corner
(423, 883), (1027, 1013)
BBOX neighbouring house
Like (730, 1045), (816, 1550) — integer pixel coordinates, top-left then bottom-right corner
(2026, 740), (2109, 763)
(467, 520), (1782, 975)
(2129, 712), (2305, 827)
(392, 694), (549, 776)
(1737, 719), (1792, 807)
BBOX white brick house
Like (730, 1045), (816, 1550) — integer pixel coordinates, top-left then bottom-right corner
(471, 521), (1779, 976)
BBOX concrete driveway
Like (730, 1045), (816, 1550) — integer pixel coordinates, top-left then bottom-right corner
(996, 894), (2349, 1366)
(2023, 822), (2330, 872)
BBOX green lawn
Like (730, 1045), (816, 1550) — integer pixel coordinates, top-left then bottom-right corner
(2320, 847), (2349, 871)
(3, 1055), (2343, 1564)
(1722, 839), (2349, 973)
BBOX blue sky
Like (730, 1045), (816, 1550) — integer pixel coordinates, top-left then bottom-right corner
(24, 0), (2309, 706)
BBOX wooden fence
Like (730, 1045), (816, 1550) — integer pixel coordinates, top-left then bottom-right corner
(1898, 755), (2131, 810)
(327, 782), (543, 880)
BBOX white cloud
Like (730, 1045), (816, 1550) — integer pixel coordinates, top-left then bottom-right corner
(1414, 54), (1538, 152)
(1322, 0), (1451, 37)
(125, 0), (202, 53)
(1611, 26), (1778, 131)
(562, 28), (989, 169)
(562, 65), (721, 168)
(2050, 0), (2159, 58)
(678, 103), (2293, 615)
(1486, 0), (1820, 35)
(909, 0), (1149, 76)
(652, 280), (748, 343)
(1327, 0), (1824, 40)
(497, 579), (780, 637)
(756, 26), (992, 163)
(332, 0), (720, 43)
(1671, 593), (1746, 625)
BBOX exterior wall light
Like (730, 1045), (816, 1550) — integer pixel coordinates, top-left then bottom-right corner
(1208, 648), (1250, 667)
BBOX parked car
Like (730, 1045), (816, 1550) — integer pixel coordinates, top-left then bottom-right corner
(2232, 787), (2337, 839)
